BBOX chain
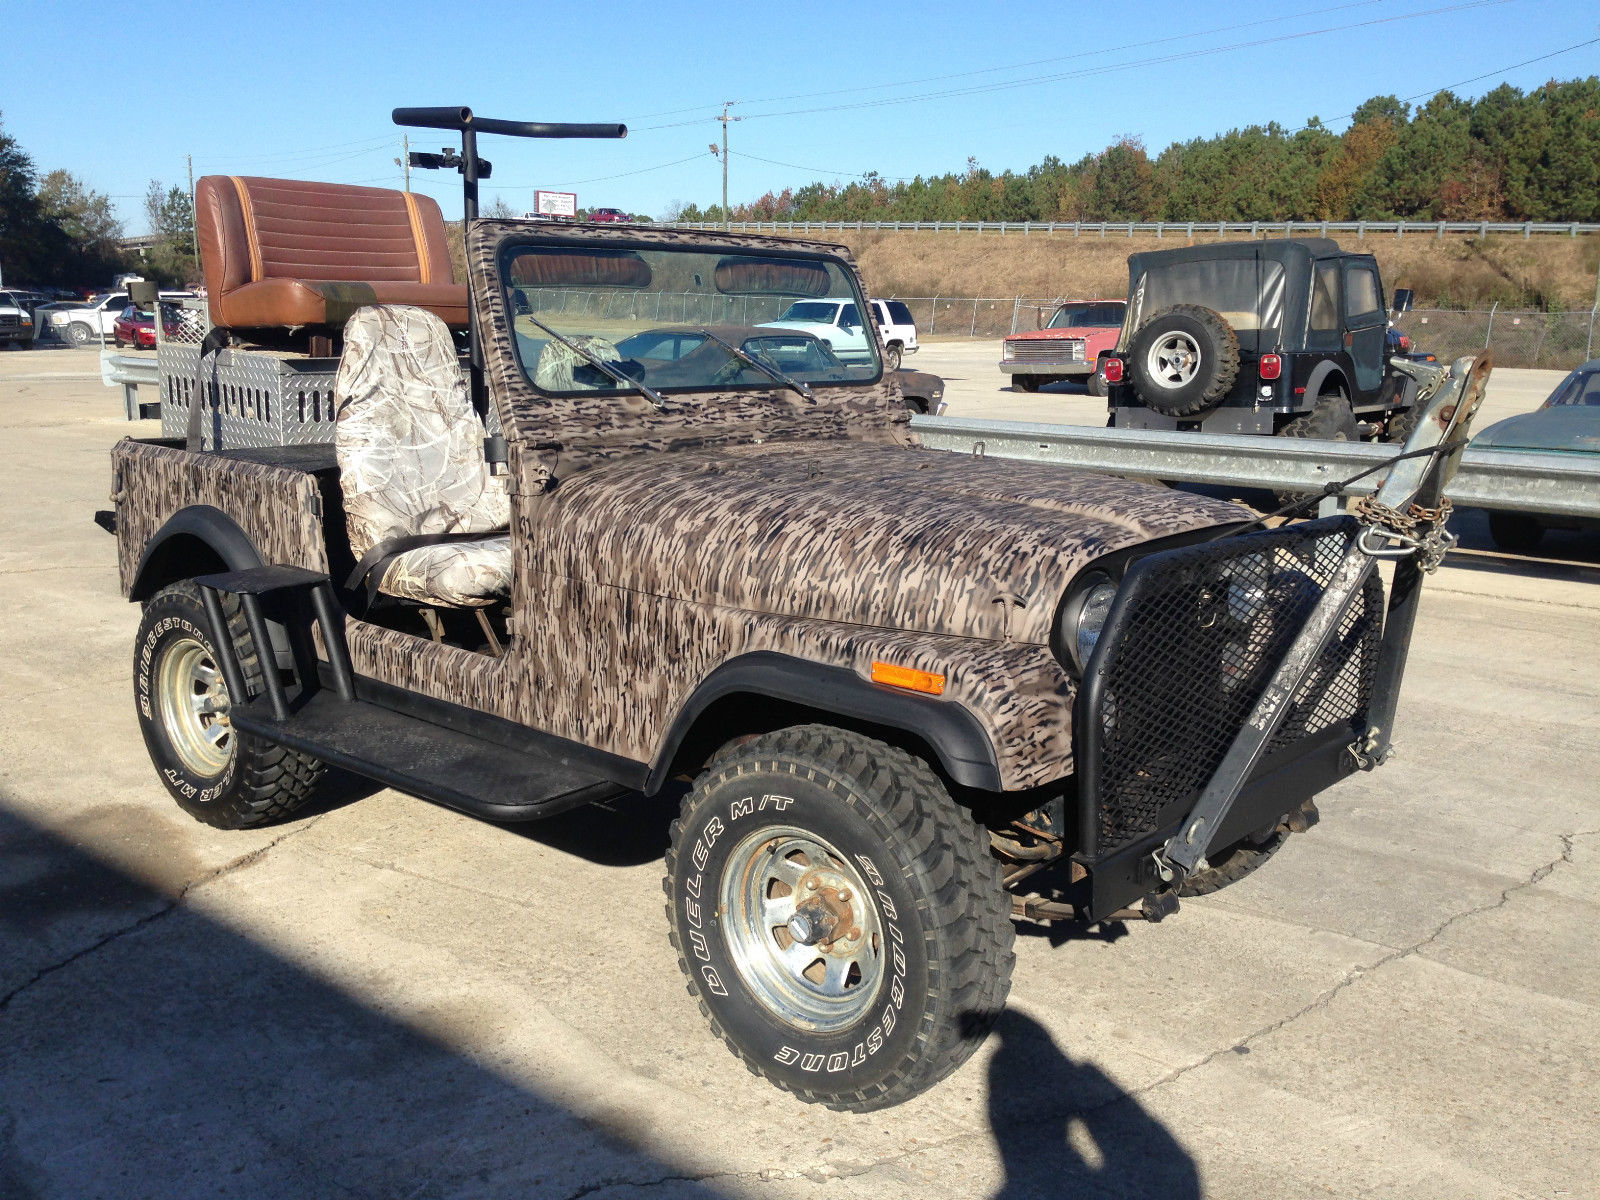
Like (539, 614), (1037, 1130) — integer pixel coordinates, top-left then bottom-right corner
(1351, 494), (1457, 571)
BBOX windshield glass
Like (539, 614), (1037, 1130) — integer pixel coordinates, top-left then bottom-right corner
(1048, 302), (1125, 329)
(1544, 369), (1600, 408)
(502, 243), (877, 394)
(1131, 259), (1286, 341)
(776, 300), (840, 324)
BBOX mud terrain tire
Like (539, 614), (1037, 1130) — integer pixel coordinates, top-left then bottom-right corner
(665, 726), (1014, 1112)
(1273, 395), (1358, 507)
(134, 581), (323, 829)
(1127, 305), (1239, 417)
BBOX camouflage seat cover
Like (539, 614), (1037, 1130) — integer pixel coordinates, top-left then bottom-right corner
(334, 305), (511, 608)
(532, 334), (621, 391)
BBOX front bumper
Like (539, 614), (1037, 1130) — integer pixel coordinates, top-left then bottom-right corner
(1000, 360), (1094, 377)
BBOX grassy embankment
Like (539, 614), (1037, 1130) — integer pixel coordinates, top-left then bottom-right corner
(835, 229), (1600, 313)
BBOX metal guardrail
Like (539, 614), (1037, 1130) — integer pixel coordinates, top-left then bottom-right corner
(675, 219), (1600, 239)
(100, 353), (1594, 518)
(101, 351), (159, 420)
(909, 415), (1600, 520)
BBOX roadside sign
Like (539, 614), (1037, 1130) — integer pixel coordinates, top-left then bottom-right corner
(535, 190), (578, 218)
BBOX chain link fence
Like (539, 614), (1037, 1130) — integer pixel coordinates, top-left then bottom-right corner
(891, 296), (1600, 370)
(1394, 307), (1599, 370)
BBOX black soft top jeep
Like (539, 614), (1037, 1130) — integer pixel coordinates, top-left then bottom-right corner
(1106, 239), (1414, 442)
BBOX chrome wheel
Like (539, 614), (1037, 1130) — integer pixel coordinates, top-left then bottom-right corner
(157, 636), (233, 778)
(1146, 331), (1202, 387)
(720, 825), (885, 1032)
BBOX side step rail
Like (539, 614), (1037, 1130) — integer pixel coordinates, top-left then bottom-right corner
(193, 565), (355, 719)
(192, 563), (628, 824)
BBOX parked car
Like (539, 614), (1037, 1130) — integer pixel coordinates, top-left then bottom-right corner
(608, 324), (863, 389)
(0, 290), (36, 346)
(45, 290), (196, 347)
(112, 305), (181, 349)
(1471, 358), (1600, 552)
(1102, 240), (1417, 444)
(44, 292), (128, 345)
(587, 207), (631, 223)
(759, 297), (873, 362)
(868, 299), (918, 369)
(1000, 300), (1126, 394)
(1386, 324), (1436, 364)
(895, 366), (945, 414)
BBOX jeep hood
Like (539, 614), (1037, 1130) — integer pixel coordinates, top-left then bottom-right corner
(543, 441), (1248, 644)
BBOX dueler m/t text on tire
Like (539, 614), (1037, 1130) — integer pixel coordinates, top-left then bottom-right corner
(665, 726), (1015, 1112)
(134, 581), (324, 829)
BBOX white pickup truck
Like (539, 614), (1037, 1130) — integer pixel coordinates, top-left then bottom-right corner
(43, 292), (129, 346)
(0, 290), (36, 346)
(759, 296), (919, 368)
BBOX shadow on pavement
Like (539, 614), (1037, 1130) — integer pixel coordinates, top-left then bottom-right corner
(979, 1010), (1200, 1200)
(0, 802), (721, 1200)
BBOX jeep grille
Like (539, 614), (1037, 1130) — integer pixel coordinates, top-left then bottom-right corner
(1080, 518), (1382, 857)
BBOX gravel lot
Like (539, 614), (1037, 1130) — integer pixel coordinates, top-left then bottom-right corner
(1, 345), (1596, 1200)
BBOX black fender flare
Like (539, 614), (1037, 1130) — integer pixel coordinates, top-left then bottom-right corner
(647, 651), (1003, 793)
(1302, 360), (1350, 404)
(130, 505), (262, 600)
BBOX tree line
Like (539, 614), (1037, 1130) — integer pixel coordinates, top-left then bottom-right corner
(0, 112), (196, 290)
(669, 79), (1600, 226)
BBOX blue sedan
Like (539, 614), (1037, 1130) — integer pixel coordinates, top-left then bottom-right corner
(1471, 359), (1600, 551)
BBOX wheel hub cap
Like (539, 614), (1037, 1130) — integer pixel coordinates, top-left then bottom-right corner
(720, 827), (885, 1032)
(157, 636), (234, 778)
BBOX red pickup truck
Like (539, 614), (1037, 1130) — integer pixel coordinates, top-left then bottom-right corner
(1000, 299), (1126, 394)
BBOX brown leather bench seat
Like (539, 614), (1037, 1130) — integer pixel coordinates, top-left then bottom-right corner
(195, 176), (468, 331)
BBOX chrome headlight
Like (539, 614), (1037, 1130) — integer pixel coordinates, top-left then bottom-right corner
(1058, 573), (1119, 674)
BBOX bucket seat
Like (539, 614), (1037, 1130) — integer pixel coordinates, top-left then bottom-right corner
(334, 305), (511, 608)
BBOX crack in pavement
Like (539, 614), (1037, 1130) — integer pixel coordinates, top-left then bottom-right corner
(0, 813), (328, 1017)
(1126, 824), (1600, 1097)
(770, 825), (1600, 1192)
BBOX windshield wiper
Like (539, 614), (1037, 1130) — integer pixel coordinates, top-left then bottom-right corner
(519, 311), (666, 410)
(695, 328), (814, 400)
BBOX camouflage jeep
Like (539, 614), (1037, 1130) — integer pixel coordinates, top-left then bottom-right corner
(100, 109), (1489, 1112)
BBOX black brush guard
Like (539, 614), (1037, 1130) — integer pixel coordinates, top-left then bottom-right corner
(1071, 517), (1393, 919)
(1067, 351), (1489, 921)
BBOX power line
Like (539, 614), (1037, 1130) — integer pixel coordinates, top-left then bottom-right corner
(638, 0), (1507, 130)
(487, 153), (709, 191)
(190, 134), (394, 166)
(1295, 34), (1600, 130)
(627, 0), (1388, 122)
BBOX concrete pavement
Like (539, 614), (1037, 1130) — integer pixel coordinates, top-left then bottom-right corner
(0, 346), (1596, 1199)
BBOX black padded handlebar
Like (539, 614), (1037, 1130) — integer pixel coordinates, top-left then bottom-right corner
(391, 106), (626, 139)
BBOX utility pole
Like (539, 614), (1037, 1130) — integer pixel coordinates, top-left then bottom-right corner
(186, 154), (197, 261)
(396, 134), (411, 192)
(716, 102), (741, 231)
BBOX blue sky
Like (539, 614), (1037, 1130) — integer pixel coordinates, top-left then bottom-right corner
(4, 0), (1596, 231)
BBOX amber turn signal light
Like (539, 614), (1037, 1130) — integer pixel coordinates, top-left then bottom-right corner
(870, 661), (946, 695)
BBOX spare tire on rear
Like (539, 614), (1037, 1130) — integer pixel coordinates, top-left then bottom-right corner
(1127, 304), (1240, 417)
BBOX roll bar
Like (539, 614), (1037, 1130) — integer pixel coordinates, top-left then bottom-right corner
(390, 106), (627, 424)
(392, 106), (627, 140)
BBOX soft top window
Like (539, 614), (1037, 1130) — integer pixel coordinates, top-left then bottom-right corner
(1131, 258), (1285, 345)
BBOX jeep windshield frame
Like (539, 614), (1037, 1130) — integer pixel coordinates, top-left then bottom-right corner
(497, 236), (882, 397)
